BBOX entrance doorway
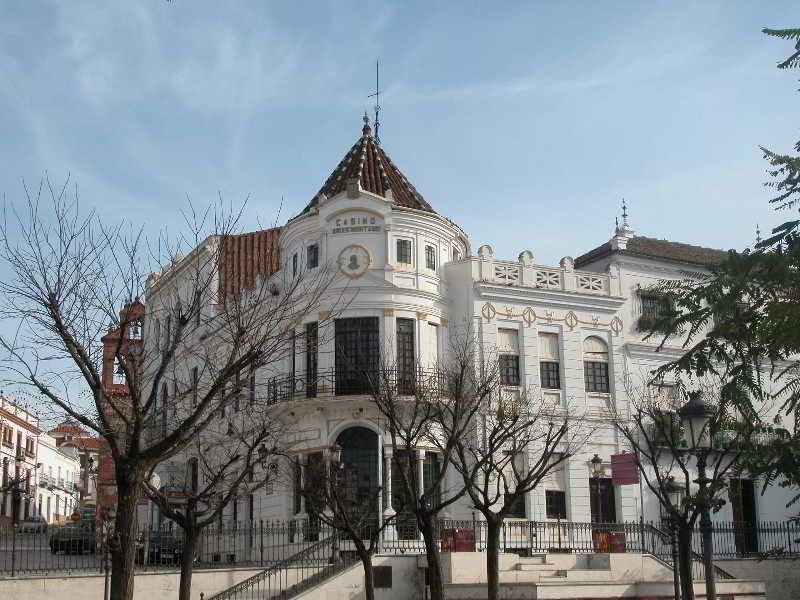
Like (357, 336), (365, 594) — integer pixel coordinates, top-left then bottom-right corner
(336, 427), (380, 533)
(589, 478), (617, 523)
(729, 478), (758, 555)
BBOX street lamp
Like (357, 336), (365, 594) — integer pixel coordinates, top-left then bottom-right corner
(678, 390), (717, 600)
(664, 476), (686, 600)
(8, 456), (23, 577)
(590, 454), (603, 478)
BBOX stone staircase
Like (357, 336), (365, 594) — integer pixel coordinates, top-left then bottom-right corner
(442, 551), (765, 599)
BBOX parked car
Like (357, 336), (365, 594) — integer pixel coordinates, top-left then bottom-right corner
(18, 516), (48, 533)
(49, 522), (96, 554)
(135, 532), (186, 565)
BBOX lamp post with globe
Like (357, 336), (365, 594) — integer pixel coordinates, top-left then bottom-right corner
(664, 475), (686, 600)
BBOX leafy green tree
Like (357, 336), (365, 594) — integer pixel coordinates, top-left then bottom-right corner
(649, 28), (800, 507)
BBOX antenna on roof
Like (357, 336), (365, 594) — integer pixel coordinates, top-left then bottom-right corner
(368, 59), (382, 145)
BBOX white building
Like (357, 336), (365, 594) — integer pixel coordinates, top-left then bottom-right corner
(143, 116), (796, 543)
(36, 433), (81, 524)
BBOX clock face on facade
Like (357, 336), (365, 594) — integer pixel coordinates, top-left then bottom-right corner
(338, 245), (371, 278)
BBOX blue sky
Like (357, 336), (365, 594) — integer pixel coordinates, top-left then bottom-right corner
(0, 2), (797, 266)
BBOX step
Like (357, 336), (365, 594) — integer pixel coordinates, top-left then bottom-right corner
(516, 562), (558, 571)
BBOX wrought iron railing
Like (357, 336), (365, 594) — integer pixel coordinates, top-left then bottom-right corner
(1, 517), (795, 578)
(203, 529), (351, 600)
(263, 367), (448, 405)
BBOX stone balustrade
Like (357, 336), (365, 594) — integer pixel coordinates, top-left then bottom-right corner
(471, 247), (615, 296)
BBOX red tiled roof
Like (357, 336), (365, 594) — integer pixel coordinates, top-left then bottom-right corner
(575, 236), (730, 269)
(74, 437), (101, 450)
(219, 227), (282, 298)
(299, 116), (434, 216)
(50, 423), (89, 436)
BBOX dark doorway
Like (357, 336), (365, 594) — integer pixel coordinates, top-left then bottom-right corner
(336, 427), (380, 534)
(589, 478), (617, 523)
(729, 478), (758, 555)
(335, 317), (380, 395)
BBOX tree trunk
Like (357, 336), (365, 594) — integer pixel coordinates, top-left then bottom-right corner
(359, 549), (375, 600)
(419, 516), (445, 600)
(178, 524), (198, 600)
(109, 467), (143, 600)
(485, 517), (502, 600)
(677, 523), (695, 600)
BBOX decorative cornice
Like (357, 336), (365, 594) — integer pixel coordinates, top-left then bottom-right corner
(481, 302), (623, 334)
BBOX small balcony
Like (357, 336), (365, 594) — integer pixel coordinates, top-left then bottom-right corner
(263, 367), (448, 405)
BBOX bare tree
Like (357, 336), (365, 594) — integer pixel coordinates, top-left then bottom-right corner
(299, 446), (395, 600)
(142, 390), (282, 600)
(0, 177), (338, 600)
(448, 380), (592, 600)
(613, 375), (763, 600)
(367, 334), (492, 600)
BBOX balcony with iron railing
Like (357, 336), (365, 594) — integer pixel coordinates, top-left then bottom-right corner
(263, 367), (448, 406)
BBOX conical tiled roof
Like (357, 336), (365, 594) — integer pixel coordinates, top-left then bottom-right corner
(299, 115), (434, 215)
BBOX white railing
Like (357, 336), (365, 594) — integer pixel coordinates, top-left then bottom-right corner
(475, 255), (614, 296)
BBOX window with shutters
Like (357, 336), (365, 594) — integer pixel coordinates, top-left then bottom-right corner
(396, 239), (412, 265)
(583, 336), (610, 393)
(539, 332), (561, 390)
(307, 244), (319, 269)
(425, 245), (436, 270)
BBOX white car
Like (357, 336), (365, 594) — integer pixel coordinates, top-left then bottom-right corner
(18, 516), (48, 533)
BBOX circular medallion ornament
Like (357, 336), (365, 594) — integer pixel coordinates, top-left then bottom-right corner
(338, 245), (371, 278)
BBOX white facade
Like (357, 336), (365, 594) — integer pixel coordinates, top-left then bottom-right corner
(36, 434), (81, 523)
(143, 119), (797, 536)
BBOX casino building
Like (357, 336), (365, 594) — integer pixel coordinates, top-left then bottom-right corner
(143, 115), (796, 540)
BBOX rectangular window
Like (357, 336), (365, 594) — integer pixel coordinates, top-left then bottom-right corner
(397, 318), (416, 394)
(546, 490), (567, 519)
(425, 245), (436, 270)
(584, 361), (610, 393)
(307, 244), (319, 269)
(539, 332), (561, 390)
(306, 322), (318, 397)
(539, 362), (560, 390)
(192, 367), (199, 407)
(293, 461), (302, 515)
(396, 239), (412, 265)
(249, 372), (256, 405)
(292, 253), (298, 278)
(161, 383), (168, 436)
(638, 292), (672, 332)
(499, 355), (520, 386)
(334, 317), (380, 395)
(505, 492), (526, 518)
(164, 315), (171, 350)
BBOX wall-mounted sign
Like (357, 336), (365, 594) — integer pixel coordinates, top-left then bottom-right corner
(331, 212), (382, 235)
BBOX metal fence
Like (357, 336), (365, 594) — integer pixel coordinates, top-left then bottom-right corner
(1, 518), (798, 577)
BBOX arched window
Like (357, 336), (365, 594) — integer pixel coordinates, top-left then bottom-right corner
(583, 336), (609, 393)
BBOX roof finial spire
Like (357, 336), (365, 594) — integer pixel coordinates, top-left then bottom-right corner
(362, 112), (371, 136)
(368, 59), (382, 145)
(756, 224), (762, 245)
(615, 216), (620, 235)
(622, 198), (629, 227)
